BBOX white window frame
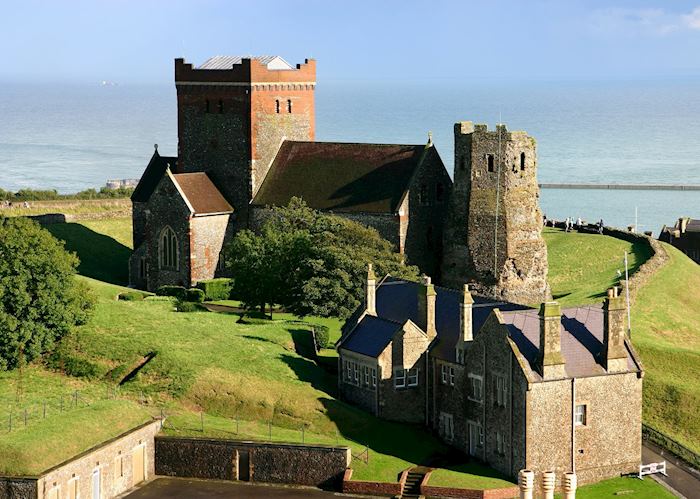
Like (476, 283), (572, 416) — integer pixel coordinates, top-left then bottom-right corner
(371, 367), (377, 389)
(353, 363), (359, 385)
(439, 412), (454, 441)
(575, 404), (587, 426)
(468, 373), (483, 403)
(441, 364), (448, 384)
(363, 365), (370, 386)
(345, 360), (352, 382)
(479, 423), (484, 446)
(449, 366), (455, 386)
(66, 476), (79, 499)
(496, 431), (505, 454)
(394, 368), (406, 388)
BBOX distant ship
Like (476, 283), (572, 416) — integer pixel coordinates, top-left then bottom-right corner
(100, 80), (118, 87)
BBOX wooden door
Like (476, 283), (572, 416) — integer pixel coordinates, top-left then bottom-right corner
(132, 445), (145, 485)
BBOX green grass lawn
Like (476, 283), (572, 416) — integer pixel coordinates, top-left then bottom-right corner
(556, 476), (675, 499)
(2, 198), (131, 218)
(543, 227), (652, 306)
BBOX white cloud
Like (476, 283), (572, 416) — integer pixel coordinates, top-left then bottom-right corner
(590, 6), (700, 36)
(682, 7), (700, 29)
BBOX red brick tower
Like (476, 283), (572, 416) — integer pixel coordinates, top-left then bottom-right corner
(174, 56), (316, 226)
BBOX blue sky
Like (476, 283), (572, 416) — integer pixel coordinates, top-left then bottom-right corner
(2, 0), (700, 83)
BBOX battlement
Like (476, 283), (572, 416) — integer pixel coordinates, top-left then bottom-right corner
(454, 121), (529, 138)
(175, 57), (316, 85)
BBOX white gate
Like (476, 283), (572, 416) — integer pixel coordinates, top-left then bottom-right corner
(638, 461), (667, 479)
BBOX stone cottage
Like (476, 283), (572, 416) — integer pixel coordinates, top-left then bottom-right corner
(337, 269), (643, 486)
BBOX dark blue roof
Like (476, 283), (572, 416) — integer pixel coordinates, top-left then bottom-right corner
(340, 277), (529, 361)
(340, 315), (401, 357)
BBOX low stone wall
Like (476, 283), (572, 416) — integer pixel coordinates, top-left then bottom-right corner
(0, 478), (37, 499)
(27, 213), (71, 225)
(601, 227), (669, 303)
(155, 436), (350, 489)
(421, 485), (519, 498)
(341, 469), (402, 497)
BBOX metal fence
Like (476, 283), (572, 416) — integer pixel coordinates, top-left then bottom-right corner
(642, 423), (700, 471)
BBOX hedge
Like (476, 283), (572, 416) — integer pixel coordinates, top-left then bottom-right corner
(195, 278), (233, 301)
(118, 291), (148, 301)
(186, 288), (205, 303)
(175, 300), (202, 313)
(156, 285), (187, 300)
(313, 324), (330, 349)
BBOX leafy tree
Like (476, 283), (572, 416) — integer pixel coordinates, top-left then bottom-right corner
(0, 217), (96, 371)
(226, 198), (419, 318)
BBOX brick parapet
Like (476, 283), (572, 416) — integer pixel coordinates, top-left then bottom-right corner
(341, 468), (402, 496)
(175, 58), (316, 85)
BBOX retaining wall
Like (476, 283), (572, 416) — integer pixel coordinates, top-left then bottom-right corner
(0, 478), (37, 499)
(155, 436), (350, 489)
(341, 468), (402, 496)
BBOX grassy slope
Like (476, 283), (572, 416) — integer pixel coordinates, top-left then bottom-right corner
(545, 228), (700, 453)
(2, 198), (131, 218)
(543, 227), (652, 306)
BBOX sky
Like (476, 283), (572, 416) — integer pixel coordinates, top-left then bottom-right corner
(2, 0), (700, 84)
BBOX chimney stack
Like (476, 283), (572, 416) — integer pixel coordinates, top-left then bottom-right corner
(603, 287), (628, 372)
(417, 275), (437, 340)
(365, 264), (376, 316)
(538, 301), (566, 379)
(456, 284), (474, 364)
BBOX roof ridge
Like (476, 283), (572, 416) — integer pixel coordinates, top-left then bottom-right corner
(283, 140), (426, 148)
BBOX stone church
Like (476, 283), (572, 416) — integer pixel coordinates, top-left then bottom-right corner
(129, 55), (548, 306)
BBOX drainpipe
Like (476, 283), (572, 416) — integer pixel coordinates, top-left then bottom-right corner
(571, 378), (576, 474)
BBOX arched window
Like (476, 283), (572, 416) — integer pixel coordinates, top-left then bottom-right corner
(217, 99), (224, 114)
(159, 226), (178, 271)
(275, 99), (280, 114)
(287, 99), (292, 113)
(520, 152), (526, 171)
(487, 154), (495, 172)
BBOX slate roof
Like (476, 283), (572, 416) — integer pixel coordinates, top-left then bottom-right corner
(686, 219), (700, 232)
(171, 173), (233, 215)
(501, 307), (639, 379)
(131, 151), (178, 203)
(198, 55), (293, 70)
(340, 278), (641, 380)
(252, 141), (436, 214)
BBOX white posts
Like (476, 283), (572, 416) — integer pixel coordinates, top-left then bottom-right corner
(542, 471), (556, 499)
(564, 472), (577, 499)
(518, 469), (534, 499)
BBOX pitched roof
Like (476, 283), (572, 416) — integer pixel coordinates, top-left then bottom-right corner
(131, 150), (177, 202)
(171, 173), (233, 215)
(340, 278), (641, 380)
(501, 306), (640, 379)
(198, 55), (293, 70)
(341, 315), (402, 357)
(252, 141), (435, 214)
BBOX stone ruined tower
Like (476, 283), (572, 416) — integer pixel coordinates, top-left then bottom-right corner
(442, 121), (549, 305)
(174, 56), (316, 226)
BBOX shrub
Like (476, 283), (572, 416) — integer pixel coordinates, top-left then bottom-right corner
(312, 325), (330, 349)
(237, 315), (273, 325)
(156, 285), (186, 300)
(195, 278), (233, 301)
(186, 288), (205, 303)
(118, 291), (147, 301)
(175, 300), (202, 313)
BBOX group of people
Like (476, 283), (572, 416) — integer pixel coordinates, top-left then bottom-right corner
(543, 214), (605, 234)
(0, 201), (31, 209)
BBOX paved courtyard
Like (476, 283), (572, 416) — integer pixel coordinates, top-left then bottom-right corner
(125, 477), (351, 498)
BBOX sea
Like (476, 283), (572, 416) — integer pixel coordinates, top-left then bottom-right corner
(1, 79), (699, 234)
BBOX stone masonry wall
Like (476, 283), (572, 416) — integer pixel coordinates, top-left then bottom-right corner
(155, 436), (350, 489)
(190, 214), (234, 283)
(338, 350), (378, 416)
(525, 372), (642, 487)
(28, 420), (161, 499)
(143, 174), (192, 291)
(403, 145), (453, 279)
(0, 478), (36, 499)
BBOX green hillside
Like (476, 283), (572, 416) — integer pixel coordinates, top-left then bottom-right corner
(0, 219), (690, 499)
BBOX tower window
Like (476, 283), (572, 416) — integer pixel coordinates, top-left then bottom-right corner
(436, 183), (445, 203)
(487, 154), (495, 172)
(205, 99), (210, 113)
(218, 99), (224, 114)
(159, 226), (178, 271)
(520, 152), (526, 171)
(275, 99), (280, 114)
(287, 99), (292, 113)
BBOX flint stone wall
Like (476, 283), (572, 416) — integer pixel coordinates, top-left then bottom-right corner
(0, 478), (36, 499)
(155, 436), (350, 489)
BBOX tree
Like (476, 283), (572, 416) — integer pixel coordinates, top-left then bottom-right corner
(226, 198), (419, 318)
(0, 217), (95, 371)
